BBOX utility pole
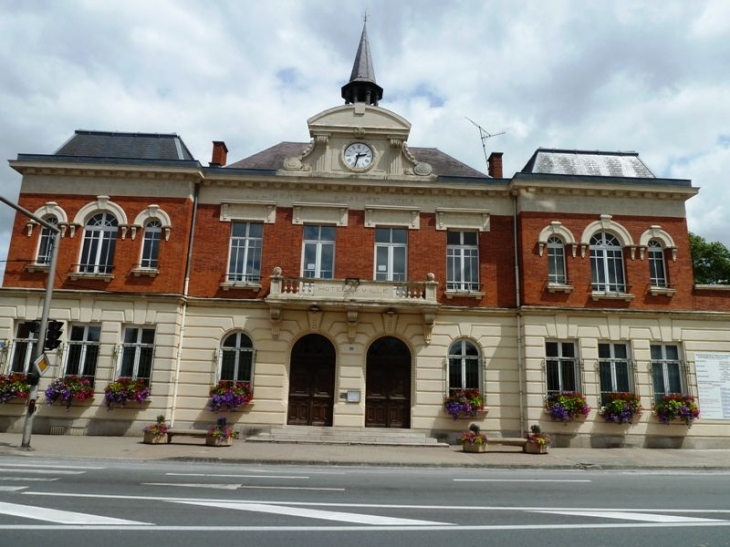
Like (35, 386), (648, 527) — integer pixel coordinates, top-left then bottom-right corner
(0, 196), (60, 448)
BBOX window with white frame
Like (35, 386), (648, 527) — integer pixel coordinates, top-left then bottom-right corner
(545, 341), (580, 395)
(65, 325), (101, 385)
(647, 239), (668, 288)
(9, 322), (39, 373)
(590, 232), (626, 293)
(227, 221), (263, 283)
(118, 327), (155, 383)
(447, 339), (481, 391)
(302, 225), (335, 279)
(140, 220), (162, 269)
(446, 231), (479, 291)
(651, 344), (684, 404)
(375, 228), (407, 281)
(219, 332), (254, 383)
(598, 342), (632, 404)
(79, 212), (118, 274)
(36, 215), (58, 266)
(547, 235), (567, 285)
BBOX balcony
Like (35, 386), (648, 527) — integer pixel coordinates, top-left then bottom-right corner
(266, 267), (439, 344)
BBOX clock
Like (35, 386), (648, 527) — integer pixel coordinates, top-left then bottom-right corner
(343, 142), (374, 169)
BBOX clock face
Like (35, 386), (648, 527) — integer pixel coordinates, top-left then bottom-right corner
(343, 142), (374, 169)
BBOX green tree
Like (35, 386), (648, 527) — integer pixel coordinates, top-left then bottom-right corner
(689, 233), (730, 285)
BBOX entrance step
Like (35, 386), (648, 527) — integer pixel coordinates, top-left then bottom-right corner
(247, 426), (447, 447)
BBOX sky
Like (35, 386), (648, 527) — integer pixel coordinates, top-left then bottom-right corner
(1, 0), (729, 283)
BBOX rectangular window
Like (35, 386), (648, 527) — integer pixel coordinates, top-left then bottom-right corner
(119, 327), (155, 383)
(446, 231), (479, 291)
(547, 237), (567, 284)
(227, 222), (263, 283)
(65, 325), (101, 385)
(302, 225), (335, 279)
(545, 341), (579, 395)
(448, 341), (480, 390)
(140, 221), (162, 269)
(648, 242), (668, 288)
(651, 344), (683, 404)
(598, 342), (631, 404)
(10, 322), (39, 373)
(375, 228), (407, 281)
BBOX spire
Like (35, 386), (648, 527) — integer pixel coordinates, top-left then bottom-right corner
(341, 20), (383, 106)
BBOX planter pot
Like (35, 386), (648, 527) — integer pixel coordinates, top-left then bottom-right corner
(143, 432), (168, 444)
(525, 442), (549, 454)
(462, 443), (488, 453)
(205, 435), (233, 447)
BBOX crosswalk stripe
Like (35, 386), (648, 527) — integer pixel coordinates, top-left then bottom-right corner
(0, 501), (150, 525)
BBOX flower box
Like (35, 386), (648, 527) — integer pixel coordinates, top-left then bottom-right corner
(653, 394), (700, 426)
(143, 432), (169, 444)
(104, 377), (151, 409)
(0, 372), (31, 404)
(205, 435), (233, 447)
(463, 442), (488, 453)
(207, 380), (253, 413)
(600, 392), (642, 424)
(525, 442), (549, 454)
(444, 388), (485, 420)
(44, 375), (95, 409)
(545, 392), (591, 422)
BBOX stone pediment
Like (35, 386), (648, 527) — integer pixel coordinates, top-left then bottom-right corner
(307, 104), (411, 139)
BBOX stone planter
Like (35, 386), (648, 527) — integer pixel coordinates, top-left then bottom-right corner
(462, 443), (488, 453)
(205, 435), (233, 447)
(525, 442), (549, 454)
(143, 432), (168, 444)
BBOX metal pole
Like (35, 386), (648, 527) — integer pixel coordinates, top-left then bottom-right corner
(0, 196), (60, 449)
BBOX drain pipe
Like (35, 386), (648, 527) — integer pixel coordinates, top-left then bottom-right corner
(170, 181), (200, 427)
(512, 190), (527, 435)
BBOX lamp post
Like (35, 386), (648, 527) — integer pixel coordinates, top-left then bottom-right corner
(0, 196), (60, 448)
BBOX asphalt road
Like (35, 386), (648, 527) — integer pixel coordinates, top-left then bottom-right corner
(0, 456), (729, 547)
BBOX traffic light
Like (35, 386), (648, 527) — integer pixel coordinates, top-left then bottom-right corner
(45, 320), (64, 350)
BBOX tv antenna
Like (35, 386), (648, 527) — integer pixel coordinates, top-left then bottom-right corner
(466, 117), (505, 172)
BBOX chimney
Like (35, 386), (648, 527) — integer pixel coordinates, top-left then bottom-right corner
(488, 152), (503, 178)
(210, 141), (228, 167)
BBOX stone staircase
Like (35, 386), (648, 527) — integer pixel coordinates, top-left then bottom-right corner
(246, 426), (448, 447)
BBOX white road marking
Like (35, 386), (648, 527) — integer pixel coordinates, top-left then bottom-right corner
(0, 463), (104, 470)
(143, 483), (240, 490)
(0, 468), (85, 475)
(175, 500), (451, 526)
(143, 482), (344, 492)
(238, 486), (345, 491)
(0, 501), (149, 525)
(0, 477), (58, 482)
(454, 479), (591, 483)
(0, 486), (27, 492)
(166, 473), (309, 479)
(537, 510), (723, 523)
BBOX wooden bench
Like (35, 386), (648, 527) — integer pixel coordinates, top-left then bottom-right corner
(166, 429), (208, 444)
(487, 437), (528, 452)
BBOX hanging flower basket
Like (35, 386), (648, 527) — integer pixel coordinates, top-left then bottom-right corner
(103, 377), (150, 409)
(444, 388), (485, 420)
(0, 372), (31, 404)
(207, 380), (253, 412)
(545, 392), (591, 423)
(44, 375), (95, 409)
(654, 394), (700, 426)
(599, 392), (642, 424)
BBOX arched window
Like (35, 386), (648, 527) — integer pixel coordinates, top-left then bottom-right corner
(80, 212), (118, 274)
(647, 239), (667, 288)
(547, 235), (567, 285)
(140, 220), (162, 269)
(219, 332), (254, 383)
(590, 232), (625, 293)
(448, 339), (480, 391)
(36, 215), (58, 265)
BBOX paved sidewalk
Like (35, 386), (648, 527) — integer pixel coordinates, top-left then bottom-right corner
(2, 432), (730, 469)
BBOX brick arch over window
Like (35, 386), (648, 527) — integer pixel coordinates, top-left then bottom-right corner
(131, 205), (172, 241)
(537, 221), (577, 257)
(71, 196), (128, 238)
(638, 225), (677, 261)
(27, 202), (69, 238)
(579, 214), (635, 258)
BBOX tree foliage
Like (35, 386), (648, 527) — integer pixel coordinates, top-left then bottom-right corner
(689, 233), (730, 285)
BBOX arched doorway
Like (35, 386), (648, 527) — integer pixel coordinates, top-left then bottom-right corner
(287, 334), (336, 426)
(365, 337), (411, 428)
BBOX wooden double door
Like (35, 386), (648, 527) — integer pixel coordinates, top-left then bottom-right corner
(365, 337), (412, 428)
(287, 334), (336, 426)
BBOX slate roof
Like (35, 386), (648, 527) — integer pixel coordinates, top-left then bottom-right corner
(54, 130), (195, 161)
(226, 142), (487, 178)
(521, 149), (655, 178)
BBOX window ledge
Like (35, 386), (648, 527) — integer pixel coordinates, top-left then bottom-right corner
(24, 263), (50, 273)
(68, 272), (114, 282)
(649, 287), (676, 297)
(547, 283), (574, 293)
(591, 291), (634, 302)
(132, 268), (159, 278)
(220, 281), (262, 292)
(444, 290), (484, 300)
